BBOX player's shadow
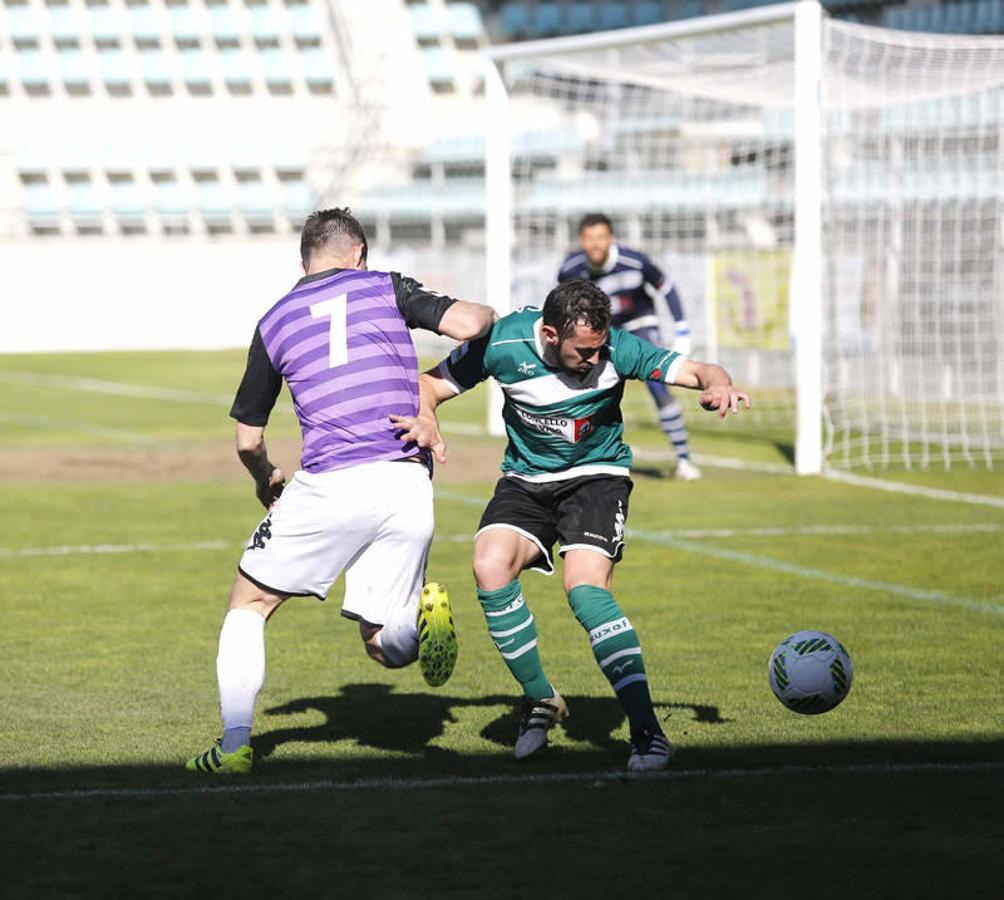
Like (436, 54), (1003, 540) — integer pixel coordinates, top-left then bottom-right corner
(255, 683), (728, 760)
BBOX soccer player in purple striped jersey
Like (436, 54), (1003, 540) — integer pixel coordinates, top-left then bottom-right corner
(185, 208), (494, 775)
(559, 213), (701, 481)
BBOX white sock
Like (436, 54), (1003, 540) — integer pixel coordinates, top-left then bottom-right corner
(216, 608), (266, 751)
(376, 600), (420, 668)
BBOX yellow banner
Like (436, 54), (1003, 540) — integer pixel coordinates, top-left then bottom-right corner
(710, 249), (790, 351)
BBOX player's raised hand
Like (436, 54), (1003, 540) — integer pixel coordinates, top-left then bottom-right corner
(256, 467), (285, 509)
(390, 412), (447, 464)
(699, 385), (751, 418)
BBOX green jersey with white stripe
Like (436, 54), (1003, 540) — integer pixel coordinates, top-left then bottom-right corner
(437, 307), (685, 481)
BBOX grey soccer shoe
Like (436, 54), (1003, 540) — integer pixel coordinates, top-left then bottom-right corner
(627, 727), (674, 772)
(514, 692), (568, 760)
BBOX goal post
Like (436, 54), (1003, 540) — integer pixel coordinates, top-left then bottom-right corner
(484, 0), (1004, 471)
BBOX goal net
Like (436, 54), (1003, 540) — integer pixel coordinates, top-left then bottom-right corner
(485, 1), (1004, 471)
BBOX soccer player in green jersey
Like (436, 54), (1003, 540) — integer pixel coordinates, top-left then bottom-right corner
(393, 278), (750, 771)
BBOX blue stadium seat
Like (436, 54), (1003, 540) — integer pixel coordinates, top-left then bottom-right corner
(499, 3), (531, 37)
(99, 47), (131, 89)
(290, 4), (324, 45)
(57, 48), (90, 89)
(179, 48), (212, 89)
(140, 48), (172, 88)
(249, 4), (282, 45)
(88, 5), (122, 44)
(260, 47), (293, 89)
(169, 5), (202, 45)
(220, 47), (253, 88)
(110, 182), (146, 220)
(533, 2), (563, 35)
(7, 4), (40, 45)
(68, 183), (104, 227)
(409, 4), (442, 41)
(154, 180), (188, 219)
(49, 5), (82, 46)
(129, 4), (161, 44)
(565, 2), (596, 33)
(299, 46), (335, 90)
(598, 2), (630, 30)
(447, 3), (483, 40)
(633, 1), (662, 25)
(210, 4), (241, 44)
(24, 183), (61, 229)
(239, 181), (275, 223)
(422, 46), (453, 84)
(18, 49), (50, 90)
(282, 179), (313, 219)
(197, 182), (231, 220)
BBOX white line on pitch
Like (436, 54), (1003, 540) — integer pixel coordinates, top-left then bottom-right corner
(0, 541), (233, 558)
(0, 412), (155, 443)
(634, 530), (1004, 617)
(823, 468), (1004, 510)
(2, 759), (1001, 803)
(0, 535), (475, 559)
(0, 371), (234, 406)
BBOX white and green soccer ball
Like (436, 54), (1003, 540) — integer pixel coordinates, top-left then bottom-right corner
(768, 630), (853, 714)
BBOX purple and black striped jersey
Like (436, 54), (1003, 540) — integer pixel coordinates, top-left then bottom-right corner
(231, 267), (457, 473)
(557, 243), (686, 333)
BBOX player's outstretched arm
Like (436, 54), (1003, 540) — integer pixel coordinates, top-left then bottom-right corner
(436, 300), (496, 342)
(672, 360), (751, 419)
(235, 422), (285, 507)
(389, 371), (457, 463)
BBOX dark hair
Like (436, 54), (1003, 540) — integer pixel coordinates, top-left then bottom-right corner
(543, 279), (610, 339)
(300, 207), (368, 266)
(577, 212), (614, 234)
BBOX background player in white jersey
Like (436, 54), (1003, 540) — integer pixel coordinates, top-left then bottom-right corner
(559, 213), (702, 481)
(185, 208), (495, 775)
(394, 279), (749, 771)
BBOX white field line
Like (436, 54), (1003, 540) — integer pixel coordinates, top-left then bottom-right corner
(823, 468), (1004, 510)
(2, 760), (1002, 803)
(0, 412), (155, 443)
(0, 371), (233, 406)
(634, 530), (1004, 617)
(0, 541), (233, 559)
(0, 534), (476, 560)
(436, 490), (1004, 617)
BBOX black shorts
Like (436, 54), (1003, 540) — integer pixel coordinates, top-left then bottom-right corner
(476, 474), (633, 575)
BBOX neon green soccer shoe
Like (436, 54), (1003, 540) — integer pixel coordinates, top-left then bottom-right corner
(185, 740), (253, 775)
(417, 582), (458, 688)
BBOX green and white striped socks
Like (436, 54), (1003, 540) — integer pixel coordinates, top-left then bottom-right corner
(477, 580), (553, 701)
(568, 584), (660, 733)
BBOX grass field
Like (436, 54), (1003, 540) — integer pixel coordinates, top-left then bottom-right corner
(1, 350), (1003, 897)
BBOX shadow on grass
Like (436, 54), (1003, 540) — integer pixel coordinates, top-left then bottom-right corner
(252, 684), (729, 761)
(0, 683), (1000, 796)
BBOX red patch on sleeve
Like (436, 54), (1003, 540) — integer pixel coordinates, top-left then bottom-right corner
(650, 368), (661, 380)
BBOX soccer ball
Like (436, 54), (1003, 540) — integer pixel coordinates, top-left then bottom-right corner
(768, 630), (853, 714)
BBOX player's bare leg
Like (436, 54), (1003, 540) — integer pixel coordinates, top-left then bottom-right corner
(473, 528), (567, 759)
(563, 549), (673, 771)
(186, 573), (287, 775)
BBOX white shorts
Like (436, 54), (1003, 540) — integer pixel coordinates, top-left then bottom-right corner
(238, 459), (434, 626)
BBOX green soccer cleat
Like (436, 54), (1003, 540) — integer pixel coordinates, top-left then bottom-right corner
(417, 582), (458, 688)
(185, 740), (253, 775)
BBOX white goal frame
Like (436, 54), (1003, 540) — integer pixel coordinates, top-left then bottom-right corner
(484, 0), (824, 471)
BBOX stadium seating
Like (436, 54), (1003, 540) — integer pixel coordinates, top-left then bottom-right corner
(409, 3), (442, 41)
(19, 48), (50, 92)
(290, 4), (324, 46)
(140, 47), (173, 91)
(219, 46), (253, 90)
(447, 3), (484, 40)
(129, 3), (161, 45)
(169, 4), (202, 46)
(180, 47), (212, 91)
(260, 46), (293, 92)
(67, 181), (104, 230)
(210, 4), (242, 45)
(58, 47), (90, 92)
(299, 45), (335, 92)
(7, 3), (40, 46)
(422, 45), (454, 86)
(49, 5), (82, 47)
(23, 182), (61, 230)
(249, 3), (283, 46)
(87, 3), (122, 46)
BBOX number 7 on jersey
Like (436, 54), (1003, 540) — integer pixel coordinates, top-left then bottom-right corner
(310, 294), (349, 368)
